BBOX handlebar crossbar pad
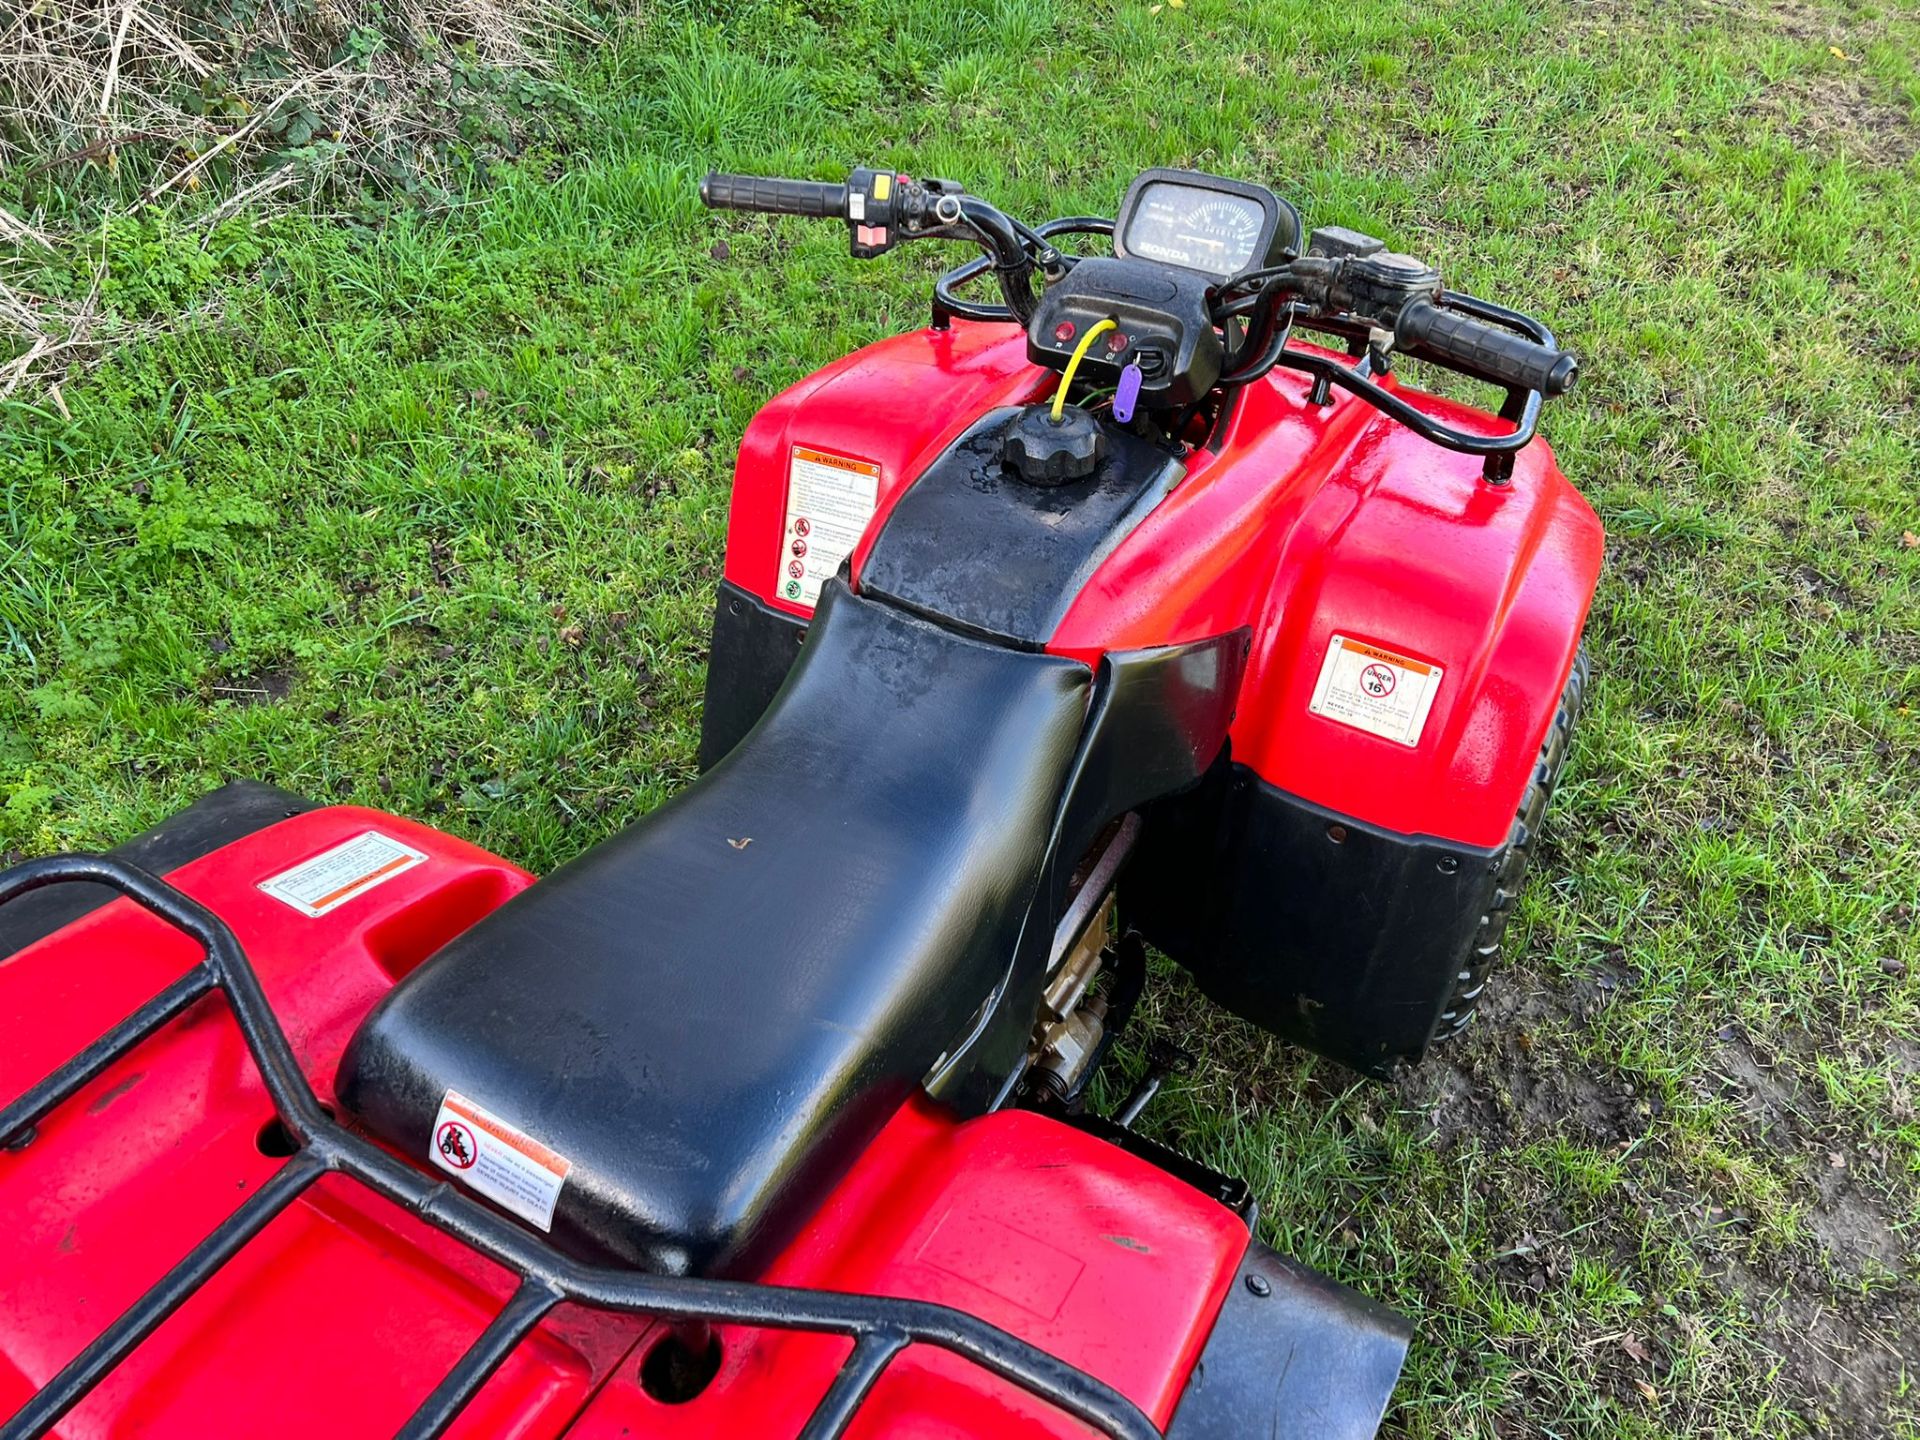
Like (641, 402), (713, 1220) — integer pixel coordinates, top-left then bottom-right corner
(700, 172), (849, 219)
(1397, 299), (1578, 396)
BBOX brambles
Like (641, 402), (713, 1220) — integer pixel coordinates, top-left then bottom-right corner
(0, 0), (599, 391)
(1, 0), (589, 203)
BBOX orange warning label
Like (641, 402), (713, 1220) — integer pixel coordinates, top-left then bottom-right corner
(1308, 634), (1445, 746)
(782, 446), (881, 609)
(258, 831), (426, 918)
(430, 1090), (572, 1231)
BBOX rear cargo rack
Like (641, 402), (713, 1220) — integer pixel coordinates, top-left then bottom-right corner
(0, 855), (1162, 1440)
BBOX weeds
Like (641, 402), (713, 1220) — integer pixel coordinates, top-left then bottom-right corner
(0, 0), (604, 391)
(1, 0), (584, 200)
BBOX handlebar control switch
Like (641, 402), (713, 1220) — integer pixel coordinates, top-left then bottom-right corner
(1300, 226), (1443, 330)
(1002, 404), (1106, 486)
(846, 170), (976, 258)
(844, 166), (906, 258)
(699, 166), (979, 260)
(1026, 258), (1221, 409)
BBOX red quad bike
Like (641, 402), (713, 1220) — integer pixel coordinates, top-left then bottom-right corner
(0, 168), (1602, 1439)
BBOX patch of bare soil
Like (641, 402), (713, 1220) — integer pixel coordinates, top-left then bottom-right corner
(1745, 69), (1919, 165)
(1719, 1039), (1916, 1433)
(1560, 0), (1915, 166)
(1685, 0), (1881, 44)
(1400, 961), (1643, 1152)
(1563, 0), (1872, 44)
(1399, 964), (1920, 1437)
(209, 666), (297, 705)
(1736, 1260), (1914, 1435)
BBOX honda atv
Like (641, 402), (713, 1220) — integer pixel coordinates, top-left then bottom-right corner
(0, 166), (1601, 1439)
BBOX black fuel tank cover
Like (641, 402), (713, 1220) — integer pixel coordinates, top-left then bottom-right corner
(860, 407), (1181, 648)
(1002, 403), (1105, 485)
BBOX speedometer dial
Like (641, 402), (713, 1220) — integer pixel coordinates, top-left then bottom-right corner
(1121, 181), (1268, 278)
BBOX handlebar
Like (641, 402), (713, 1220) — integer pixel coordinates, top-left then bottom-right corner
(1396, 298), (1577, 397)
(698, 167), (1040, 324)
(700, 167), (1576, 475)
(700, 172), (848, 219)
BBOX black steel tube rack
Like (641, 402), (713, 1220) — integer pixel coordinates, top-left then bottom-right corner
(0, 854), (1161, 1440)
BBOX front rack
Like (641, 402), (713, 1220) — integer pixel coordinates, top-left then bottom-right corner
(0, 855), (1161, 1440)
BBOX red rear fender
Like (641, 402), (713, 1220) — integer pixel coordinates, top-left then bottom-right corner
(0, 810), (1255, 1438)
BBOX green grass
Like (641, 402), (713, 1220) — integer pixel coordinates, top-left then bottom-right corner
(3, 0), (1918, 1435)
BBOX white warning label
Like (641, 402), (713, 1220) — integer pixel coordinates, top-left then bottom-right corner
(429, 1090), (572, 1232)
(259, 831), (426, 918)
(780, 446), (881, 609)
(1308, 635), (1445, 746)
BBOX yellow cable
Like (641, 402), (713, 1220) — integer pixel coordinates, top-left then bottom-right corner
(1050, 317), (1118, 421)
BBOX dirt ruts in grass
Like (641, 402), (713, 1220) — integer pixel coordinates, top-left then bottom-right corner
(1401, 959), (1919, 1437)
(1410, 968), (1643, 1151)
(207, 666), (296, 706)
(1567, 0), (1919, 164)
(1745, 70), (1919, 166)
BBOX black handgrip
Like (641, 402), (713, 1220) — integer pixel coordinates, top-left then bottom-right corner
(1397, 298), (1578, 396)
(699, 172), (848, 219)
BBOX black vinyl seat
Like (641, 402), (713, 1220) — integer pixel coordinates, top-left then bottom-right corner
(336, 580), (1091, 1276)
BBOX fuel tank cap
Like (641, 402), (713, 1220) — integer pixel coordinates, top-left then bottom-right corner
(1002, 404), (1106, 485)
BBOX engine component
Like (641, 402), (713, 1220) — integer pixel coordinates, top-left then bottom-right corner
(1029, 891), (1114, 1098)
(1025, 814), (1145, 1101)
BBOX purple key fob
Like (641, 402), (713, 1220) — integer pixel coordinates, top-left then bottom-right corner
(1113, 361), (1143, 423)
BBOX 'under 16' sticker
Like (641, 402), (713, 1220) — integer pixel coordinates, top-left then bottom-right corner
(1308, 635), (1445, 746)
(429, 1090), (572, 1232)
(780, 446), (881, 609)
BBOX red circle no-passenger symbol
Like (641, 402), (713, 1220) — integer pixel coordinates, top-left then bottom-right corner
(437, 1119), (477, 1170)
(1360, 663), (1398, 698)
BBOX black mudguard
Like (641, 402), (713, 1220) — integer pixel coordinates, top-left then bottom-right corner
(1169, 1241), (1411, 1439)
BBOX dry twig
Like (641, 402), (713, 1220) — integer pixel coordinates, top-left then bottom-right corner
(0, 0), (583, 392)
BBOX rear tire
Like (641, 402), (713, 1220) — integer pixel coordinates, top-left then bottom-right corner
(1433, 649), (1590, 1039)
